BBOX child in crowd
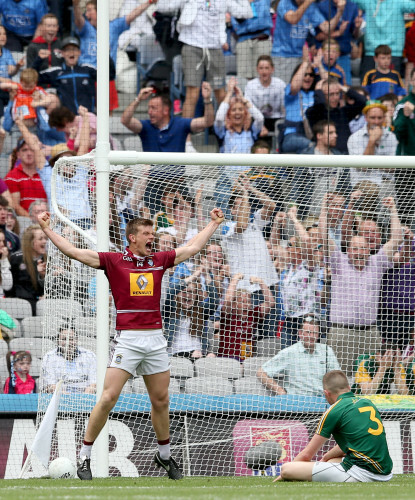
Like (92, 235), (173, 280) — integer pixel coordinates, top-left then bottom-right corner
(244, 55), (286, 140)
(0, 69), (47, 130)
(379, 93), (398, 130)
(3, 351), (37, 394)
(314, 39), (346, 85)
(216, 273), (274, 362)
(362, 44), (407, 100)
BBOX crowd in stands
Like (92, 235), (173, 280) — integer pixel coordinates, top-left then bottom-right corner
(1, 0), (415, 398)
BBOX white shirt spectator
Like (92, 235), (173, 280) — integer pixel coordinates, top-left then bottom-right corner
(41, 347), (97, 393)
(157, 0), (252, 48)
(244, 77), (286, 119)
(221, 209), (278, 292)
(347, 125), (398, 156)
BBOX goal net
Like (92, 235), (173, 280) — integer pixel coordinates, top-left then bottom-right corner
(26, 154), (415, 478)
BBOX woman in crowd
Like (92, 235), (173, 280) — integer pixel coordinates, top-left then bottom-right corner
(163, 263), (219, 359)
(214, 76), (264, 155)
(9, 224), (47, 315)
(0, 228), (12, 297)
(280, 54), (316, 154)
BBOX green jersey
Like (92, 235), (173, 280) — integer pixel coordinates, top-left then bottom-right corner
(316, 392), (393, 475)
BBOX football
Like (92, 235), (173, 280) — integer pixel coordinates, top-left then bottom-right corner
(48, 457), (76, 479)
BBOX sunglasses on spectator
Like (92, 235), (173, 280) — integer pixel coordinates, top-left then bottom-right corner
(304, 72), (315, 77)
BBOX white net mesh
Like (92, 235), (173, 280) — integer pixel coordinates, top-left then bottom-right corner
(16, 155), (414, 478)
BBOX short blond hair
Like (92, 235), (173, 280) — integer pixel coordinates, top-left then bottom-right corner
(20, 68), (38, 86)
(323, 370), (350, 393)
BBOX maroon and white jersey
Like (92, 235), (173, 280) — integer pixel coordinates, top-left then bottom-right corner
(98, 247), (176, 330)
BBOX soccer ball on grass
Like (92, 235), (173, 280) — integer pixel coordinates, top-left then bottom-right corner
(48, 457), (76, 479)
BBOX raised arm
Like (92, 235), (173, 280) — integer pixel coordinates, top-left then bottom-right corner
(287, 205), (309, 243)
(190, 82), (215, 132)
(72, 0), (85, 31)
(249, 276), (275, 316)
(319, 193), (337, 256)
(382, 197), (402, 260)
(121, 87), (154, 133)
(174, 208), (224, 265)
(290, 55), (309, 96)
(233, 181), (250, 233)
(38, 212), (100, 268)
(76, 106), (91, 156)
(284, 0), (315, 25)
(125, 0), (157, 25)
(318, 0), (346, 35)
(340, 190), (361, 246)
(14, 113), (46, 169)
(239, 174), (275, 221)
(222, 272), (243, 313)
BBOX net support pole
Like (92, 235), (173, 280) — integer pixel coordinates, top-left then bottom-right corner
(95, 0), (110, 478)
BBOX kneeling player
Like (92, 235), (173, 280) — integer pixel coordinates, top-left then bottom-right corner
(277, 370), (393, 483)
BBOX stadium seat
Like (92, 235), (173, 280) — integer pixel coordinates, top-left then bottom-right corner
(30, 357), (42, 378)
(109, 116), (132, 136)
(21, 316), (44, 338)
(16, 216), (33, 235)
(0, 298), (33, 320)
(0, 359), (8, 385)
(170, 357), (194, 379)
(36, 299), (85, 318)
(242, 357), (272, 378)
(234, 377), (272, 396)
(184, 376), (234, 396)
(123, 136), (143, 153)
(9, 337), (56, 360)
(0, 339), (8, 381)
(255, 338), (281, 357)
(194, 357), (242, 380)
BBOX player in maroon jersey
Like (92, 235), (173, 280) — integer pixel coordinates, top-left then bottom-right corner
(38, 207), (224, 480)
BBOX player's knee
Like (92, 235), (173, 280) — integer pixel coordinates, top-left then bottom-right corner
(99, 389), (119, 410)
(280, 463), (291, 480)
(150, 391), (169, 412)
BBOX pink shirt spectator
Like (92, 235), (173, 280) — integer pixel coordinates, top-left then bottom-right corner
(329, 247), (393, 326)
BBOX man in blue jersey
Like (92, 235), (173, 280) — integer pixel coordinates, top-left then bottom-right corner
(72, 0), (157, 112)
(271, 0), (347, 83)
(36, 37), (97, 114)
(0, 0), (48, 52)
(72, 0), (157, 69)
(277, 370), (393, 482)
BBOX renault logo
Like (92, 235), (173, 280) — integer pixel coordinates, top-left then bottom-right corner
(137, 275), (148, 290)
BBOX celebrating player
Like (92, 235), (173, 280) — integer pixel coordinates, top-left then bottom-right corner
(276, 370), (393, 483)
(37, 207), (225, 480)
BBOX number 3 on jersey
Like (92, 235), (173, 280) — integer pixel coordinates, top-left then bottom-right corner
(358, 406), (384, 436)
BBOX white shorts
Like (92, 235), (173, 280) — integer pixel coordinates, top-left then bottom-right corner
(312, 462), (359, 482)
(312, 462), (392, 482)
(108, 329), (170, 376)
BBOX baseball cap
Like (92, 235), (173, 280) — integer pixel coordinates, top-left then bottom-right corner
(16, 138), (26, 151)
(362, 100), (388, 115)
(61, 36), (80, 49)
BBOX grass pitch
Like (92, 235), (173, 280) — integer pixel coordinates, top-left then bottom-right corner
(1, 475), (414, 500)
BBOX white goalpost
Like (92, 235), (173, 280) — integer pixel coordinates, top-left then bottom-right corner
(20, 151), (415, 479)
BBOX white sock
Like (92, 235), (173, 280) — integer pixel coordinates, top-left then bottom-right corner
(79, 444), (92, 459)
(158, 443), (170, 460)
